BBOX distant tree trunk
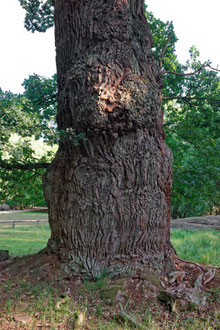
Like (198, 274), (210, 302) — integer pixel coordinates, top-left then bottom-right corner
(43, 0), (174, 278)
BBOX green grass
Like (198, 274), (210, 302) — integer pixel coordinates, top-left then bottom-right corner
(171, 229), (220, 267)
(0, 271), (218, 329)
(0, 211), (48, 221)
(0, 220), (219, 329)
(0, 225), (50, 256)
(0, 216), (219, 267)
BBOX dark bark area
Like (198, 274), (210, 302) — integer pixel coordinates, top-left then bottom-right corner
(43, 0), (174, 277)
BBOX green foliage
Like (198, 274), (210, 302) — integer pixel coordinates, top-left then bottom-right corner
(0, 167), (46, 207)
(0, 75), (57, 146)
(0, 74), (87, 207)
(146, 9), (220, 217)
(2, 5), (220, 216)
(0, 89), (35, 143)
(0, 76), (57, 207)
(19, 0), (54, 33)
(163, 49), (220, 217)
(22, 74), (58, 144)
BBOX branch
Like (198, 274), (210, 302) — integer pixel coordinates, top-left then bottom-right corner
(0, 159), (50, 170)
(163, 63), (220, 76)
(159, 25), (174, 69)
(164, 66), (204, 77)
(207, 64), (220, 72)
(162, 96), (220, 101)
(28, 93), (57, 108)
(165, 127), (205, 153)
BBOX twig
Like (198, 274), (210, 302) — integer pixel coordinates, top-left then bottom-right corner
(159, 24), (174, 69)
(162, 96), (220, 101)
(164, 127), (206, 154)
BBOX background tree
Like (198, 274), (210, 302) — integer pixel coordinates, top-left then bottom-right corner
(0, 77), (57, 207)
(164, 51), (220, 217)
(1, 4), (219, 218)
(147, 11), (220, 217)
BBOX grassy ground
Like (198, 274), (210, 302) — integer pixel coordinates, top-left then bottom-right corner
(0, 211), (48, 221)
(0, 224), (50, 256)
(0, 217), (219, 329)
(0, 271), (218, 330)
(171, 229), (220, 267)
(0, 223), (219, 267)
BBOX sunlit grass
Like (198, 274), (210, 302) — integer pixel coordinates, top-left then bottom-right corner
(0, 224), (219, 329)
(0, 225), (50, 256)
(0, 222), (219, 267)
(171, 229), (220, 266)
(0, 211), (48, 221)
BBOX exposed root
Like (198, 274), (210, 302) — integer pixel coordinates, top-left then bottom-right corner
(172, 254), (206, 273)
(0, 251), (62, 280)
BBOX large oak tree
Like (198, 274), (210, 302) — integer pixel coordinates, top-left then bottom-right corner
(18, 0), (174, 277)
(1, 11), (219, 217)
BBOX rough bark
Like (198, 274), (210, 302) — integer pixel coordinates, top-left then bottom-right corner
(43, 0), (174, 278)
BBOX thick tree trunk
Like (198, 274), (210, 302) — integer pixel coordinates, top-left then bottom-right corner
(43, 0), (174, 278)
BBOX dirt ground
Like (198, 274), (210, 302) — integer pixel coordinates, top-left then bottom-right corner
(0, 252), (219, 329)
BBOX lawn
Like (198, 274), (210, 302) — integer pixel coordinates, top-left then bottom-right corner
(0, 220), (219, 329)
(171, 229), (220, 267)
(0, 211), (48, 221)
(0, 224), (50, 256)
(0, 221), (219, 267)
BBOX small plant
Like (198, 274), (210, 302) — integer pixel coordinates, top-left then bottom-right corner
(59, 128), (87, 145)
(96, 302), (103, 317)
(83, 270), (109, 291)
(94, 272), (109, 290)
(6, 299), (12, 313)
(144, 305), (152, 326)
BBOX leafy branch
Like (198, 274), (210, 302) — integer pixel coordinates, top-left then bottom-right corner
(163, 96), (220, 101)
(0, 158), (49, 170)
(163, 63), (220, 76)
(159, 24), (174, 69)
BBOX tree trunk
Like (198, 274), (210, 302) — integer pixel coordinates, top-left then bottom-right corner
(43, 0), (174, 278)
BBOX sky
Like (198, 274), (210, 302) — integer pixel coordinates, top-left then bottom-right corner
(146, 0), (220, 66)
(0, 0), (219, 94)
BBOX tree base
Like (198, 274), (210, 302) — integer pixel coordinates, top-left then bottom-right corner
(1, 251), (218, 311)
(44, 130), (174, 279)
(1, 252), (219, 329)
(46, 237), (176, 279)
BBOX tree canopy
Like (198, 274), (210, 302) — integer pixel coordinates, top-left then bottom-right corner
(0, 5), (219, 217)
(19, 0), (54, 32)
